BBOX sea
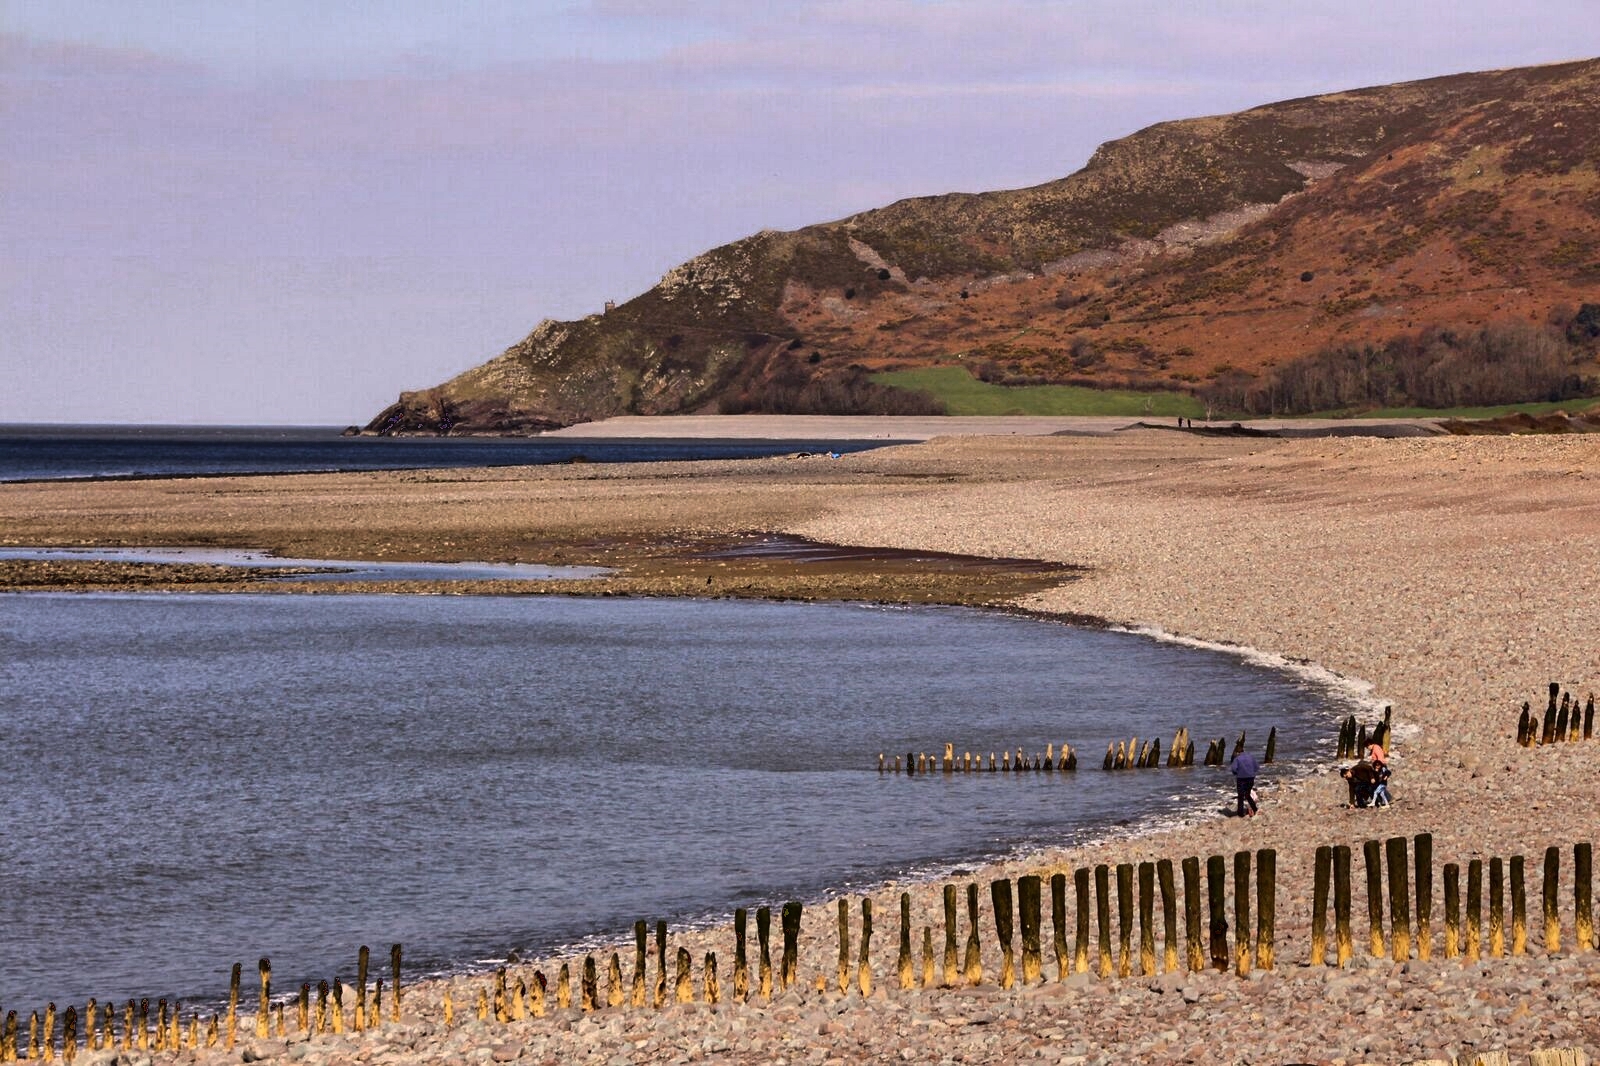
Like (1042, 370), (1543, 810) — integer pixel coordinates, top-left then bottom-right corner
(0, 424), (895, 482)
(0, 426), (1366, 1016)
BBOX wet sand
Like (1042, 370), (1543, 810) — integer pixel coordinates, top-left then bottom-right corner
(3, 422), (1600, 1064)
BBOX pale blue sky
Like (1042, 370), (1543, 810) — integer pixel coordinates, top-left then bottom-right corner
(6, 1), (1597, 424)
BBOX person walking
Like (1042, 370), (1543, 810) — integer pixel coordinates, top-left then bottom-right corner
(1229, 749), (1260, 817)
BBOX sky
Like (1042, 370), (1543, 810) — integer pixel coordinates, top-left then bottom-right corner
(6, 2), (1599, 426)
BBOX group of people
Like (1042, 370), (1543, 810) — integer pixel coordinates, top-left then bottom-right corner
(1340, 742), (1393, 808)
(1227, 741), (1393, 818)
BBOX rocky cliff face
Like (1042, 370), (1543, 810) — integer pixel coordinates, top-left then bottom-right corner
(365, 58), (1600, 433)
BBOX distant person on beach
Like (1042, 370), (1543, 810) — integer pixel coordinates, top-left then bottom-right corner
(1341, 762), (1382, 807)
(1367, 740), (1387, 768)
(1229, 749), (1260, 817)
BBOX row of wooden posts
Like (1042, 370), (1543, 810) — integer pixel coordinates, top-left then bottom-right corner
(12, 833), (1598, 1061)
(1334, 706), (1392, 760)
(0, 946), (405, 1063)
(879, 726), (1277, 775)
(1518, 683), (1596, 747)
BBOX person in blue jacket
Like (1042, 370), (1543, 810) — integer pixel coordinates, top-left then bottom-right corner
(1229, 749), (1260, 817)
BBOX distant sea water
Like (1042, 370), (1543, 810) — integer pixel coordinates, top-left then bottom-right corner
(0, 425), (894, 482)
(0, 592), (1360, 1012)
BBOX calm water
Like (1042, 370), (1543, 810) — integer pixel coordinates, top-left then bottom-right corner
(0, 426), (890, 482)
(0, 592), (1350, 1011)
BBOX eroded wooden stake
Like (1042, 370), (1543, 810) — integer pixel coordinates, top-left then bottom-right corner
(942, 884), (959, 987)
(1095, 864), (1113, 979)
(1333, 845), (1354, 968)
(857, 899), (873, 998)
(1387, 836), (1412, 961)
(1415, 834), (1434, 961)
(1363, 840), (1386, 958)
(734, 909), (750, 1002)
(1182, 857), (1203, 973)
(781, 902), (801, 991)
(1050, 872), (1069, 981)
(898, 893), (914, 991)
(1311, 845), (1331, 966)
(963, 884), (983, 986)
(1256, 849), (1276, 971)
(991, 878), (1016, 990)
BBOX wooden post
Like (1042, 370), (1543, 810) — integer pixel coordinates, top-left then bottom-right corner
(1333, 845), (1354, 967)
(1256, 849), (1276, 971)
(354, 945), (369, 1031)
(138, 1000), (149, 1052)
(297, 983), (310, 1033)
(1519, 702), (1533, 746)
(781, 901), (801, 991)
(255, 959), (271, 1040)
(704, 952), (720, 1005)
(557, 963), (572, 1010)
(1466, 858), (1483, 961)
(656, 920), (669, 1007)
(1074, 866), (1092, 974)
(632, 920), (648, 1007)
(1137, 862), (1156, 977)
(857, 899), (873, 998)
(1120, 857), (1132, 973)
(1019, 875), (1043, 985)
(45, 1004), (57, 1061)
(84, 1000), (97, 1055)
(1363, 840), (1386, 958)
(1094, 864), (1113, 979)
(1182, 856), (1203, 972)
(1511, 855), (1528, 956)
(606, 953), (624, 1009)
(675, 949), (692, 1004)
(1156, 860), (1178, 973)
(226, 963), (240, 1049)
(316, 981), (330, 1032)
(581, 956), (598, 1012)
(942, 884), (958, 987)
(734, 909), (749, 1002)
(757, 907), (773, 1000)
(389, 944), (402, 1021)
(964, 883), (983, 985)
(1386, 836), (1412, 961)
(1545, 845), (1563, 953)
(1233, 851), (1251, 977)
(1050, 872), (1069, 981)
(1311, 845), (1331, 966)
(373, 980), (384, 1025)
(1206, 855), (1227, 972)
(1415, 833), (1434, 961)
(61, 1009), (75, 1066)
(1264, 726), (1276, 763)
(1587, 694), (1596, 740)
(1577, 842), (1593, 952)
(1489, 857), (1506, 958)
(921, 926), (934, 988)
(1443, 863), (1461, 959)
(991, 878), (1016, 990)
(527, 973), (545, 1018)
(837, 898), (851, 994)
(331, 979), (343, 1034)
(898, 893), (914, 990)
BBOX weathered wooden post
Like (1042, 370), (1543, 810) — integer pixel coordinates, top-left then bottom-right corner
(1263, 727), (1276, 764)
(781, 901), (801, 991)
(61, 1008), (76, 1066)
(607, 954), (624, 1009)
(1443, 863), (1461, 959)
(1518, 702), (1533, 746)
(389, 944), (403, 1021)
(1545, 845), (1563, 953)
(556, 963), (572, 1010)
(1386, 836), (1412, 961)
(1074, 867), (1092, 974)
(1019, 874), (1043, 985)
(581, 956), (598, 1012)
(1115, 863), (1134, 978)
(1233, 851), (1252, 977)
(255, 959), (271, 1040)
(317, 981), (331, 1032)
(1182, 856), (1203, 972)
(138, 999), (150, 1052)
(1363, 840), (1386, 958)
(674, 949), (692, 1004)
(632, 920), (648, 1007)
(1577, 842), (1593, 952)
(837, 898), (851, 994)
(1094, 864), (1113, 979)
(991, 878), (1016, 990)
(656, 920), (669, 1007)
(297, 983), (311, 1033)
(1586, 694), (1596, 740)
(1489, 858), (1506, 958)
(1333, 845), (1354, 967)
(734, 909), (750, 1002)
(963, 883), (983, 985)
(921, 927), (935, 988)
(1544, 682), (1559, 744)
(226, 963), (241, 1049)
(527, 973), (545, 1018)
(1157, 860), (1179, 973)
(1050, 872), (1069, 981)
(1137, 862), (1156, 976)
(1206, 855), (1228, 972)
(942, 884), (958, 987)
(1311, 845), (1331, 966)
(705, 952), (720, 1005)
(857, 899), (873, 998)
(1466, 858), (1484, 961)
(1415, 833), (1434, 961)
(898, 893), (914, 990)
(1511, 855), (1528, 956)
(757, 907), (773, 999)
(1256, 849), (1276, 970)
(45, 1004), (58, 1060)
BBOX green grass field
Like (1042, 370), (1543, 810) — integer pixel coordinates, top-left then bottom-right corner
(877, 366), (1599, 421)
(873, 367), (1205, 417)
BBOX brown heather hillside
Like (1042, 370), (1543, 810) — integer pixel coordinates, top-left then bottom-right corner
(366, 59), (1600, 434)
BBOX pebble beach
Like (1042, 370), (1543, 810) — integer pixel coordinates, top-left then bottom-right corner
(4, 421), (1600, 1065)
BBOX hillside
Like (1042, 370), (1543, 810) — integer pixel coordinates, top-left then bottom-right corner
(365, 58), (1600, 434)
